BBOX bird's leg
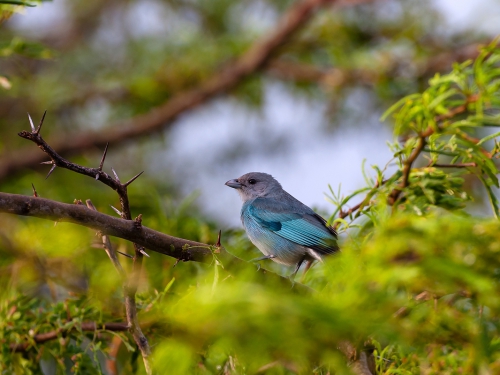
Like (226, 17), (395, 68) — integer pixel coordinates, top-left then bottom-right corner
(289, 257), (305, 281)
(249, 254), (277, 262)
(299, 260), (314, 283)
(249, 254), (276, 271)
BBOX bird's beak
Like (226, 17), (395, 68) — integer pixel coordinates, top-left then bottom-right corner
(225, 179), (242, 189)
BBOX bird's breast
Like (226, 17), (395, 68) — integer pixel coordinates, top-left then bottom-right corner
(241, 207), (310, 266)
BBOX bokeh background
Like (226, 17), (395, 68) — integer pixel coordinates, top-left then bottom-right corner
(1, 0), (498, 227)
(2, 1), (500, 374)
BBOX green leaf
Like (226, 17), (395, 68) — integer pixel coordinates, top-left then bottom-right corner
(477, 130), (500, 146)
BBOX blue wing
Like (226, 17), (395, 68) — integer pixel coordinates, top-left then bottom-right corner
(245, 197), (338, 255)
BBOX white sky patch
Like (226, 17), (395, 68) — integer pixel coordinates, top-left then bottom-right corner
(433, 0), (500, 36)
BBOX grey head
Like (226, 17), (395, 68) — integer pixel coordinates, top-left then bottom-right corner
(225, 172), (283, 201)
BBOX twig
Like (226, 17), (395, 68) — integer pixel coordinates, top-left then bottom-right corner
(430, 162), (477, 168)
(334, 95), (486, 218)
(387, 94), (483, 205)
(388, 136), (426, 205)
(10, 321), (128, 352)
(19, 114), (153, 373)
(18, 125), (130, 193)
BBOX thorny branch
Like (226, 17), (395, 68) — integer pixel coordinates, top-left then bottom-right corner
(0, 191), (312, 292)
(15, 109), (375, 373)
(22, 112), (158, 371)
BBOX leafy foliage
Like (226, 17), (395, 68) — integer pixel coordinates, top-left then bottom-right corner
(1, 1), (500, 374)
(0, 294), (130, 375)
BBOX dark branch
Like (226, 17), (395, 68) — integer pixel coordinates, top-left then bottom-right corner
(0, 192), (313, 293)
(19, 113), (153, 372)
(430, 162), (477, 168)
(0, 192), (212, 261)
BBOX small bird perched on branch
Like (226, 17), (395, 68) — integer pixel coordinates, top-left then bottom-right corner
(225, 172), (339, 278)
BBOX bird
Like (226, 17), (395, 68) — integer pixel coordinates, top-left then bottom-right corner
(225, 172), (339, 278)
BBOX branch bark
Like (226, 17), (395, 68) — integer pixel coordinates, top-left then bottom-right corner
(0, 191), (313, 292)
(0, 192), (212, 261)
(0, 0), (339, 182)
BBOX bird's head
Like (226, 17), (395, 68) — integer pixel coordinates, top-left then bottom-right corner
(225, 172), (282, 201)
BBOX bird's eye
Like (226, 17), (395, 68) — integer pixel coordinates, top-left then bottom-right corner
(248, 179), (257, 185)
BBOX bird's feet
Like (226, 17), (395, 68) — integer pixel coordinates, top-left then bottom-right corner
(249, 255), (276, 271)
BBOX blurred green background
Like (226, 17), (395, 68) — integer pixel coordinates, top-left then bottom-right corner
(1, 0), (500, 374)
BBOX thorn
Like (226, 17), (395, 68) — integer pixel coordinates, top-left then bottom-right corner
(216, 230), (221, 247)
(134, 214), (142, 229)
(111, 168), (120, 183)
(124, 171), (144, 187)
(31, 183), (38, 197)
(95, 173), (100, 180)
(110, 205), (122, 216)
(35, 110), (47, 135)
(138, 247), (150, 257)
(28, 113), (35, 132)
(73, 199), (83, 205)
(98, 143), (109, 171)
(117, 250), (133, 258)
(173, 259), (181, 268)
(40, 160), (54, 165)
(45, 164), (57, 179)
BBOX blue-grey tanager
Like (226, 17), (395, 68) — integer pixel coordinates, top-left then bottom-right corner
(225, 172), (339, 277)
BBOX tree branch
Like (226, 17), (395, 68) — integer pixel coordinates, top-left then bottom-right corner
(0, 0), (340, 182)
(0, 192), (211, 260)
(9, 321), (128, 353)
(21, 113), (155, 373)
(0, 192), (313, 292)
